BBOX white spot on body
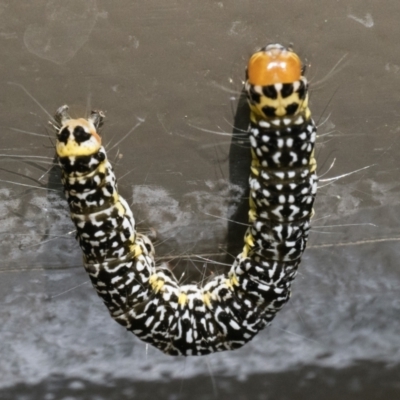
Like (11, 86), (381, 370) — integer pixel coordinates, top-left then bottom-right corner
(294, 116), (304, 125)
(272, 152), (281, 164)
(283, 118), (291, 125)
(261, 135), (270, 143)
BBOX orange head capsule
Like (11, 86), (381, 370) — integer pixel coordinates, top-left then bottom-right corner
(247, 44), (302, 86)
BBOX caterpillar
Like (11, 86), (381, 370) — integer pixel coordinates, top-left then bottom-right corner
(54, 44), (317, 356)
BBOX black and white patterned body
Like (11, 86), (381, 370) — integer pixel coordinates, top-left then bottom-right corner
(55, 44), (317, 356)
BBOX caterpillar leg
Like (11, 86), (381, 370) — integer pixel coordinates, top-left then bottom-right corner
(55, 44), (317, 356)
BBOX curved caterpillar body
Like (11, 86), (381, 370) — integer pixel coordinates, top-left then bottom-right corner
(55, 44), (317, 356)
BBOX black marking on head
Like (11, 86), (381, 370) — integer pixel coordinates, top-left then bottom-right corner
(74, 126), (92, 144)
(249, 86), (261, 104)
(58, 127), (70, 144)
(281, 83), (294, 98)
(297, 80), (306, 100)
(262, 85), (278, 100)
(262, 106), (277, 118)
(285, 103), (299, 115)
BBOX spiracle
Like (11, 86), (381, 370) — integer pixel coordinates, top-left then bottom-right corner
(54, 44), (317, 356)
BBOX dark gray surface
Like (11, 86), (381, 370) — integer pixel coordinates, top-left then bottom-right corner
(1, 1), (400, 399)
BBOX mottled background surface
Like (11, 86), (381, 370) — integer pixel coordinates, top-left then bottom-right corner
(1, 1), (400, 399)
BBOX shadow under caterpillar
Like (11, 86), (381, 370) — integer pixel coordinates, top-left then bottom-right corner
(53, 44), (317, 356)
